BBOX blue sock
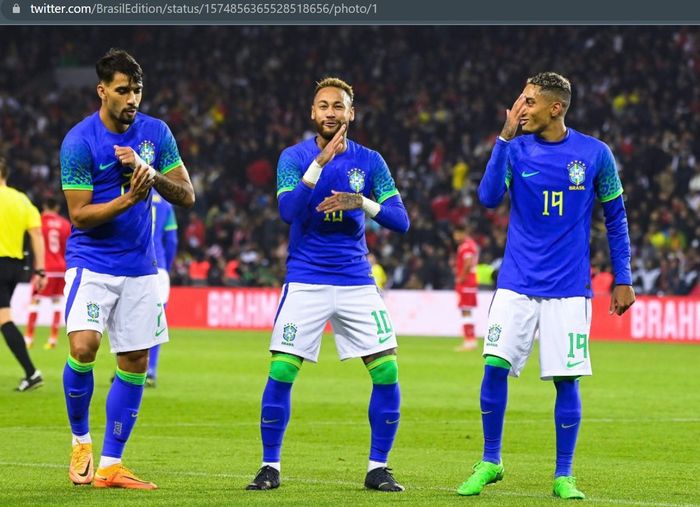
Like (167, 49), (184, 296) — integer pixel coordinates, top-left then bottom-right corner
(101, 371), (145, 458)
(481, 364), (509, 464)
(368, 383), (401, 462)
(554, 379), (582, 477)
(260, 378), (293, 463)
(147, 344), (160, 378)
(63, 357), (95, 436)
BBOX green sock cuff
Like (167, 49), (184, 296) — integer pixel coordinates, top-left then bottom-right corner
(484, 355), (511, 370)
(269, 353), (302, 383)
(115, 368), (147, 386)
(366, 355), (398, 384)
(67, 355), (95, 373)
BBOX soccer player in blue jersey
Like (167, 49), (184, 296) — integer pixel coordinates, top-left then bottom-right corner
(60, 49), (194, 489)
(457, 72), (636, 499)
(146, 190), (178, 387)
(246, 77), (410, 492)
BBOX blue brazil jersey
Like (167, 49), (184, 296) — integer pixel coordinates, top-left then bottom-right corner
(277, 137), (399, 285)
(151, 190), (177, 269)
(61, 112), (182, 276)
(495, 129), (623, 298)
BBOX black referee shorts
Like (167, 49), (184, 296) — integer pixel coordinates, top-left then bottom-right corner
(0, 257), (26, 308)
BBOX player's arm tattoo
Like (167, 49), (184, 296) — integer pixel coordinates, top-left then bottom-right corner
(337, 192), (363, 209)
(153, 167), (195, 208)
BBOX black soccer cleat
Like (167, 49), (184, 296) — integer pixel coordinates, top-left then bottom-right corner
(246, 465), (280, 490)
(364, 467), (405, 492)
(16, 370), (43, 392)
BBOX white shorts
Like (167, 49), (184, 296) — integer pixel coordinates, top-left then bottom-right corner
(64, 267), (169, 353)
(157, 268), (171, 304)
(484, 289), (592, 380)
(270, 283), (398, 362)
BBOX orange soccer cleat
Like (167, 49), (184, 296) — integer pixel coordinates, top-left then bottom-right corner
(69, 443), (94, 485)
(93, 463), (158, 490)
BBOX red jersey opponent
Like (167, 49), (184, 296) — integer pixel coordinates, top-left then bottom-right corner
(25, 197), (71, 349)
(454, 224), (479, 350)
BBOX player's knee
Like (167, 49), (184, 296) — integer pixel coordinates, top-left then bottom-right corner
(484, 354), (511, 370)
(269, 353), (302, 383)
(367, 355), (398, 384)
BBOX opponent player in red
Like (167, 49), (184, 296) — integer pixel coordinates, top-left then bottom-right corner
(25, 196), (71, 349)
(454, 223), (479, 350)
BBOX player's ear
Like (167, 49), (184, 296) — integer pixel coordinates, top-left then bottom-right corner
(349, 106), (355, 122)
(551, 101), (563, 118)
(310, 105), (316, 121)
(96, 82), (106, 101)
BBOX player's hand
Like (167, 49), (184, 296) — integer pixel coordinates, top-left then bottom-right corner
(500, 94), (527, 141)
(32, 273), (47, 293)
(125, 164), (154, 204)
(609, 284), (636, 316)
(315, 124), (347, 167)
(114, 145), (148, 171)
(316, 190), (362, 213)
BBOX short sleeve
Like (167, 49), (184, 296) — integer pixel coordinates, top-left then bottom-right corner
(370, 151), (399, 203)
(60, 136), (93, 190)
(595, 144), (623, 202)
(276, 149), (302, 196)
(157, 122), (183, 175)
(164, 206), (178, 231)
(24, 196), (41, 229)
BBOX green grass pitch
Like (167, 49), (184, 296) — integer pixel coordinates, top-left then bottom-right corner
(1, 328), (698, 506)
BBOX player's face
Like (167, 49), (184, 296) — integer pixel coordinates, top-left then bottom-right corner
(520, 84), (556, 134)
(311, 87), (354, 140)
(97, 72), (142, 126)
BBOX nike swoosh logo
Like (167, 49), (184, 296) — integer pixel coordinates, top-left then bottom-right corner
(566, 360), (584, 368)
(99, 161), (117, 171)
(521, 171), (540, 178)
(68, 392), (87, 398)
(78, 460), (92, 477)
(262, 418), (280, 424)
(131, 412), (138, 418)
(385, 419), (400, 425)
(378, 335), (392, 344)
(155, 327), (166, 337)
(481, 410), (493, 415)
(561, 423), (577, 429)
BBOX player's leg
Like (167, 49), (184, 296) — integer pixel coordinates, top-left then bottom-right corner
(24, 296), (40, 347)
(0, 259), (42, 390)
(246, 352), (303, 490)
(45, 290), (64, 349)
(93, 272), (164, 490)
(332, 285), (403, 491)
(456, 288), (478, 350)
(539, 296), (591, 499)
(247, 283), (330, 490)
(458, 289), (538, 496)
(62, 268), (115, 485)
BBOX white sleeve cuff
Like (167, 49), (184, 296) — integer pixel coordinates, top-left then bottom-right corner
(302, 160), (323, 185)
(361, 196), (381, 217)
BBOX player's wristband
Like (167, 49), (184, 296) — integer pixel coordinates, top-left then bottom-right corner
(302, 160), (323, 185)
(497, 136), (511, 143)
(361, 196), (381, 217)
(145, 165), (157, 181)
(34, 269), (46, 277)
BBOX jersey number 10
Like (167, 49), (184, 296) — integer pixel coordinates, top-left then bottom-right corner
(542, 190), (564, 216)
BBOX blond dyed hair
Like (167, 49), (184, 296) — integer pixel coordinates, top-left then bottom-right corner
(314, 77), (354, 103)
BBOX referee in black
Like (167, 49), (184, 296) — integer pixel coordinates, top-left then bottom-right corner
(0, 156), (45, 391)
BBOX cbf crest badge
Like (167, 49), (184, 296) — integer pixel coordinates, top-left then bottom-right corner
(487, 324), (502, 344)
(137, 140), (156, 165)
(567, 160), (586, 189)
(86, 302), (100, 323)
(282, 323), (297, 343)
(347, 168), (366, 193)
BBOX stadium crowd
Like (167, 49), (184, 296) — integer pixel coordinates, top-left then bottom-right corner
(1, 26), (698, 295)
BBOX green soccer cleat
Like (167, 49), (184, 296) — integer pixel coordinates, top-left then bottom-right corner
(553, 476), (585, 499)
(457, 460), (504, 496)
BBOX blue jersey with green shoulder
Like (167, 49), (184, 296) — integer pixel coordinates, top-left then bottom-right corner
(479, 128), (628, 298)
(277, 137), (405, 285)
(60, 112), (182, 276)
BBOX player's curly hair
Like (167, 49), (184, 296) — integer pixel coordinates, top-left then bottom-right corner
(96, 48), (143, 84)
(314, 77), (354, 104)
(527, 71), (571, 113)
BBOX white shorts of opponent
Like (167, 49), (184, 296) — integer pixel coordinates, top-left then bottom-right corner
(64, 267), (169, 353)
(269, 283), (398, 362)
(484, 288), (592, 380)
